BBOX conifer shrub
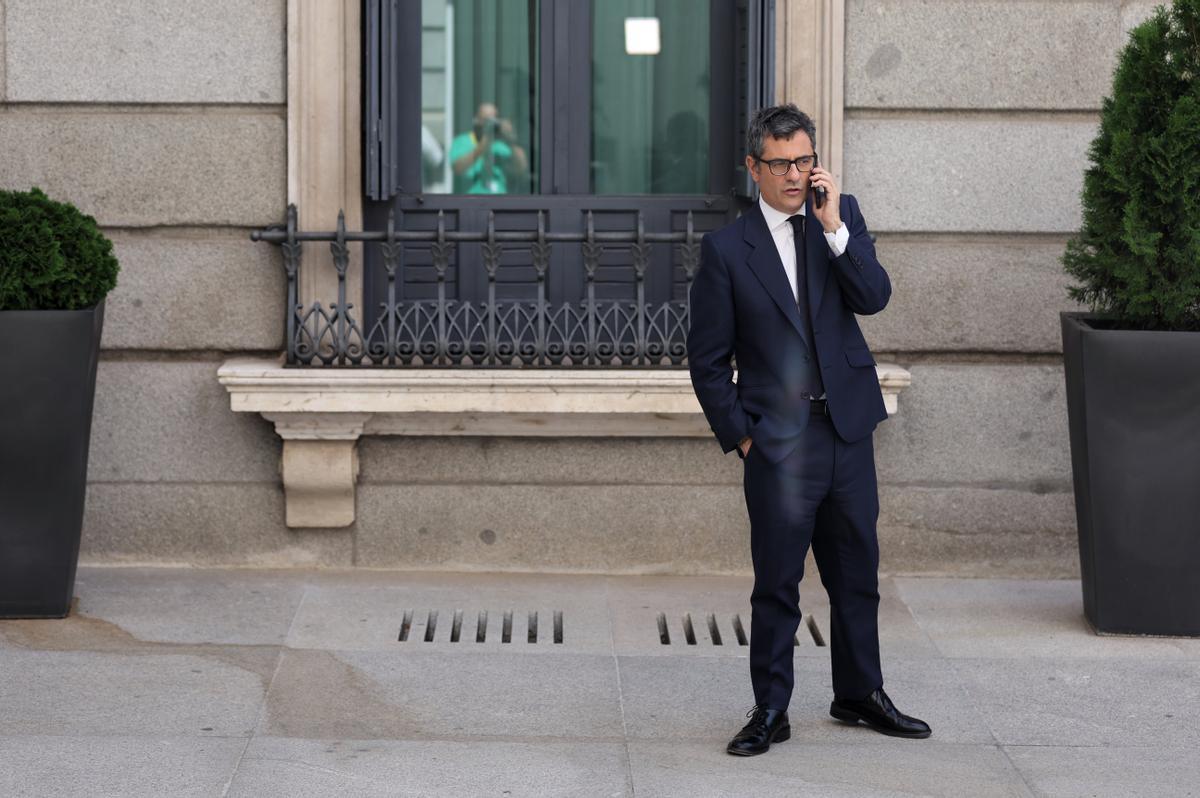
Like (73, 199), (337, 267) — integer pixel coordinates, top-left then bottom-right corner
(0, 187), (119, 311)
(1063, 0), (1200, 331)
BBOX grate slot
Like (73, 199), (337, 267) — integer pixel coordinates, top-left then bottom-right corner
(450, 609), (463, 643)
(682, 613), (697, 645)
(806, 614), (827, 647)
(424, 609), (439, 642)
(656, 612), (671, 645)
(706, 613), (723, 646)
(732, 613), (749, 646)
(398, 609), (414, 642)
(553, 610), (563, 644)
(476, 610), (488, 643)
(502, 610), (513, 643)
(528, 611), (539, 643)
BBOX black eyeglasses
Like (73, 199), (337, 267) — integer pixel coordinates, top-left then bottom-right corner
(756, 155), (816, 176)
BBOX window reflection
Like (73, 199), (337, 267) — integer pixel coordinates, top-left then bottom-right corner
(421, 0), (538, 194)
(419, 0), (710, 196)
(592, 1), (710, 194)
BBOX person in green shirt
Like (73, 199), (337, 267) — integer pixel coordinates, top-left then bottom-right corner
(448, 103), (529, 194)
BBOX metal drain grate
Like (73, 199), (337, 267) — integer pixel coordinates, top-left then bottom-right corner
(656, 612), (826, 647)
(399, 609), (563, 644)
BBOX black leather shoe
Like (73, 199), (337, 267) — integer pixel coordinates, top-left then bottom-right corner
(726, 706), (791, 756)
(830, 688), (931, 739)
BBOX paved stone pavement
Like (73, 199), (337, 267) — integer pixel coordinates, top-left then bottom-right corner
(1, 566), (1198, 797)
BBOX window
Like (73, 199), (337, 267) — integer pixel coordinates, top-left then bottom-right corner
(361, 0), (774, 365)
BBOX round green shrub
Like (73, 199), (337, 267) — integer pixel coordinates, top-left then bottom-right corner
(1063, 0), (1200, 331)
(0, 187), (120, 311)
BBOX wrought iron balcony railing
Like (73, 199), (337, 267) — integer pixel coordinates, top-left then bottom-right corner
(251, 205), (704, 368)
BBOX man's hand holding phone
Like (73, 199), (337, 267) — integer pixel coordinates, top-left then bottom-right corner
(808, 158), (842, 234)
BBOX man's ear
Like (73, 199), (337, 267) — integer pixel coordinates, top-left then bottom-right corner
(745, 155), (759, 185)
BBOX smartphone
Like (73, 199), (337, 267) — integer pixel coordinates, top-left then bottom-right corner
(811, 152), (826, 209)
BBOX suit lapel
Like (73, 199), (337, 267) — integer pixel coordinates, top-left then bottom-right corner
(742, 205), (809, 345)
(805, 205), (830, 319)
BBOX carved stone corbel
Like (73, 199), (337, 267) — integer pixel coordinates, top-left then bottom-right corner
(262, 412), (369, 528)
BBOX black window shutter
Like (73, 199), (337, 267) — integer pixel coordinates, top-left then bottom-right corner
(365, 0), (401, 201)
(733, 0), (776, 200)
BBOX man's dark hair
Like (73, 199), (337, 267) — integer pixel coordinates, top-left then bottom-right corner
(746, 104), (817, 160)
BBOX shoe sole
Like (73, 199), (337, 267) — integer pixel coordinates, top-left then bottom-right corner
(829, 705), (932, 739)
(725, 725), (792, 756)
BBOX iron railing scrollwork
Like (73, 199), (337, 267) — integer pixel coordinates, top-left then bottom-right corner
(252, 205), (705, 368)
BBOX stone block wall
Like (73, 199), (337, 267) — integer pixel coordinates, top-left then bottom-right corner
(0, 0), (1162, 575)
(839, 0), (1162, 575)
(0, 1), (321, 564)
(341, 1), (1161, 578)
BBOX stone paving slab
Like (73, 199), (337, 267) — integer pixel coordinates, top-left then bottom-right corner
(616, 655), (995, 745)
(226, 738), (631, 798)
(874, 576), (943, 659)
(628, 741), (1033, 798)
(0, 648), (275, 737)
(1002, 745), (1200, 798)
(287, 577), (612, 655)
(71, 567), (307, 646)
(260, 649), (626, 741)
(952, 657), (1200, 748)
(1, 566), (1197, 796)
(0, 735), (247, 798)
(895, 577), (1196, 660)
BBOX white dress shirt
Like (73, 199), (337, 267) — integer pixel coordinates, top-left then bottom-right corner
(758, 196), (849, 305)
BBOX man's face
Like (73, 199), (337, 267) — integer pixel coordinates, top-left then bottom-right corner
(476, 103), (498, 123)
(746, 132), (814, 215)
(473, 103), (499, 137)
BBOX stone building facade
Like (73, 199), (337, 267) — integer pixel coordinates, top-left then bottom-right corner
(0, 1), (1162, 576)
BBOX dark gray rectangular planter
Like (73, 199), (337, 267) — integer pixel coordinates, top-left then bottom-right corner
(0, 301), (104, 618)
(1061, 312), (1200, 636)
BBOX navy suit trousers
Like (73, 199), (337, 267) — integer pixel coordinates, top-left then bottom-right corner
(742, 409), (884, 710)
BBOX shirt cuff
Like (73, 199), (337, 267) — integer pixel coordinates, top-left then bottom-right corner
(824, 223), (849, 257)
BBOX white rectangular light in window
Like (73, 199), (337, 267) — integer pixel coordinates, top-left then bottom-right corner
(625, 17), (661, 55)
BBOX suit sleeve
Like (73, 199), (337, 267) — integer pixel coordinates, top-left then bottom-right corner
(687, 234), (751, 454)
(829, 194), (891, 316)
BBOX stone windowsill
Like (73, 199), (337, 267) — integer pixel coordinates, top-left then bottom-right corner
(218, 357), (912, 527)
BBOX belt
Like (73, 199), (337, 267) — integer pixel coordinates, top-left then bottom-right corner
(806, 397), (829, 416)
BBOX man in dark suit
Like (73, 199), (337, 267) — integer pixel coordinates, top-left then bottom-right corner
(687, 104), (931, 756)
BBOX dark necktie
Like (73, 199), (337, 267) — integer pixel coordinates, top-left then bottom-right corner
(787, 214), (824, 396)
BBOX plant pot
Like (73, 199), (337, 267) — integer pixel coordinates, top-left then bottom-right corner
(0, 301), (105, 618)
(1061, 312), (1200, 636)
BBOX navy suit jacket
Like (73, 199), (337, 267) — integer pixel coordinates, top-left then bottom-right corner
(687, 195), (891, 464)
